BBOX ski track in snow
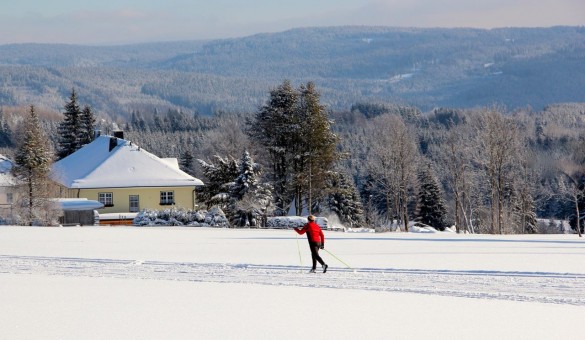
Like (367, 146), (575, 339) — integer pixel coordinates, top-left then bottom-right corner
(1, 254), (584, 306)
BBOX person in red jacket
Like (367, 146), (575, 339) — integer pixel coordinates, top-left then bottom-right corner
(294, 215), (328, 273)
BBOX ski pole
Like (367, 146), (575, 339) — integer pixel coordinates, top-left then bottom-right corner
(295, 232), (303, 267)
(323, 248), (354, 271)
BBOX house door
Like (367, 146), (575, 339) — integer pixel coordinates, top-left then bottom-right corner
(129, 195), (139, 212)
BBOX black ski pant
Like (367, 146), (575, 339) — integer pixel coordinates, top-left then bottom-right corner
(309, 242), (325, 270)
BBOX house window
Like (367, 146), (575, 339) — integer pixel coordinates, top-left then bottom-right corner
(6, 193), (12, 204)
(98, 192), (114, 207)
(129, 195), (139, 212)
(160, 191), (174, 205)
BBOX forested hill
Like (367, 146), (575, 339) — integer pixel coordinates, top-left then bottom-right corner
(1, 26), (585, 118)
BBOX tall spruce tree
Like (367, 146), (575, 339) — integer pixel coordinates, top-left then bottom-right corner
(247, 81), (338, 215)
(153, 110), (166, 132)
(13, 106), (55, 226)
(297, 82), (339, 214)
(416, 163), (448, 230)
(0, 111), (13, 147)
(180, 150), (195, 176)
(327, 172), (364, 227)
(230, 151), (256, 201)
(197, 155), (239, 209)
(79, 105), (96, 146)
(57, 89), (82, 159)
(228, 150), (273, 227)
(247, 80), (298, 215)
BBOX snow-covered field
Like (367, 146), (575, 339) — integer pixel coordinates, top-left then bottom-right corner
(1, 226), (584, 339)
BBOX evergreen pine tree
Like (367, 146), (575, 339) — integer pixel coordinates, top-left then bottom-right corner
(57, 88), (82, 159)
(359, 174), (384, 227)
(416, 163), (448, 230)
(130, 111), (138, 130)
(197, 155), (239, 209)
(137, 111), (147, 132)
(79, 105), (96, 146)
(227, 150), (273, 227)
(0, 111), (13, 147)
(153, 109), (165, 132)
(13, 106), (55, 226)
(522, 193), (538, 234)
(167, 109), (192, 132)
(180, 150), (195, 175)
(298, 82), (340, 215)
(247, 80), (298, 215)
(230, 150), (256, 201)
(506, 180), (538, 234)
(247, 81), (339, 216)
(327, 172), (364, 227)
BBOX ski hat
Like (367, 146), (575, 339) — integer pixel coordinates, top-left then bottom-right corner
(307, 215), (315, 221)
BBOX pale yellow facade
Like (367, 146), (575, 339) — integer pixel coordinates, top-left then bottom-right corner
(0, 185), (17, 221)
(62, 186), (198, 214)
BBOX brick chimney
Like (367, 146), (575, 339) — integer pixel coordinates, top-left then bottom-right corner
(109, 137), (117, 152)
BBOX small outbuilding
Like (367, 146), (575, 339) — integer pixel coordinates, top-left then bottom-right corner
(57, 198), (104, 226)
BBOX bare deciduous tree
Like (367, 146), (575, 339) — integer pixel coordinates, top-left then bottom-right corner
(437, 124), (478, 233)
(556, 137), (585, 237)
(557, 172), (584, 237)
(366, 114), (418, 231)
(473, 108), (521, 234)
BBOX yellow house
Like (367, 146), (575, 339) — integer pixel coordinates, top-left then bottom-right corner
(0, 155), (18, 222)
(51, 134), (203, 216)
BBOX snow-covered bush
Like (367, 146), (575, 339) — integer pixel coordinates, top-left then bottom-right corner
(345, 227), (376, 233)
(267, 216), (306, 229)
(267, 216), (328, 230)
(409, 224), (439, 233)
(0, 216), (12, 225)
(133, 207), (228, 228)
(204, 207), (230, 228)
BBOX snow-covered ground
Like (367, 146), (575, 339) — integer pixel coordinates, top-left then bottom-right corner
(1, 226), (584, 339)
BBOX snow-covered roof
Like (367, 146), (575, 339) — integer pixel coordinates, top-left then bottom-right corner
(51, 136), (203, 189)
(0, 155), (17, 186)
(57, 198), (104, 211)
(0, 155), (12, 173)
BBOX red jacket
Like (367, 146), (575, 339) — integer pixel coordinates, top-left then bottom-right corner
(295, 221), (325, 244)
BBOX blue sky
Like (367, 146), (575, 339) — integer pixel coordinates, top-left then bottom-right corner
(2, 0), (584, 45)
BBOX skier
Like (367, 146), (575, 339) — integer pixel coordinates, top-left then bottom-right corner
(294, 215), (328, 273)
